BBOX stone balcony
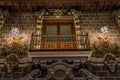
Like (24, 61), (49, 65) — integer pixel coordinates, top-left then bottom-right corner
(29, 33), (91, 61)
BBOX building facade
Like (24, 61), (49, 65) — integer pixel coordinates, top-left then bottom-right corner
(0, 0), (120, 80)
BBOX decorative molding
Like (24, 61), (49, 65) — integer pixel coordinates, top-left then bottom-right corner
(46, 61), (74, 80)
(4, 54), (19, 73)
(33, 9), (86, 50)
(20, 69), (41, 80)
(104, 53), (118, 72)
(29, 51), (92, 60)
(88, 57), (120, 66)
(112, 9), (120, 26)
(79, 68), (99, 80)
(34, 9), (76, 18)
(0, 9), (9, 29)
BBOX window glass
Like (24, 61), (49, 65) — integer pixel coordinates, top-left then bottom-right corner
(45, 25), (57, 42)
(60, 24), (72, 42)
(45, 25), (57, 35)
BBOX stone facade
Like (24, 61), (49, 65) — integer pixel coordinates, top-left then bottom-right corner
(0, 62), (120, 80)
(0, 10), (120, 80)
(0, 12), (35, 45)
(80, 12), (120, 45)
(0, 11), (120, 47)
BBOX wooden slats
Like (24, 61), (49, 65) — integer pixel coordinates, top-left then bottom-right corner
(41, 42), (77, 50)
(0, 0), (119, 12)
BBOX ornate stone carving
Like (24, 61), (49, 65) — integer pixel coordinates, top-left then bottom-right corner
(54, 69), (66, 80)
(4, 54), (19, 73)
(0, 9), (9, 29)
(112, 9), (120, 26)
(53, 9), (63, 18)
(21, 69), (41, 80)
(79, 68), (99, 80)
(47, 61), (72, 80)
(35, 9), (77, 17)
(104, 53), (117, 72)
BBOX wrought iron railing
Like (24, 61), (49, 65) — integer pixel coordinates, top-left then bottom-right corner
(30, 33), (90, 51)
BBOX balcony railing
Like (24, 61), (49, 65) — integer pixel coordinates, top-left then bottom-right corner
(30, 33), (90, 51)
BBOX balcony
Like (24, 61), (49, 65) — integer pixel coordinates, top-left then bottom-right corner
(30, 33), (90, 51)
(29, 33), (91, 60)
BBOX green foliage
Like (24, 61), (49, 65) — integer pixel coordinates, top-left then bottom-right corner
(92, 36), (119, 58)
(0, 37), (29, 58)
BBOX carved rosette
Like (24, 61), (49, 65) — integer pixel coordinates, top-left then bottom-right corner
(21, 69), (41, 80)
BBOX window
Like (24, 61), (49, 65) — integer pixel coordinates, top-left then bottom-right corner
(43, 20), (75, 42)
(41, 19), (77, 50)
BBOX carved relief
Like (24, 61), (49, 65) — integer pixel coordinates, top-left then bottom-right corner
(112, 9), (120, 26)
(53, 9), (63, 18)
(104, 53), (117, 72)
(0, 9), (9, 29)
(79, 68), (99, 80)
(4, 54), (19, 73)
(35, 9), (78, 18)
(50, 9), (72, 16)
(21, 69), (41, 80)
(47, 61), (73, 80)
(54, 69), (66, 80)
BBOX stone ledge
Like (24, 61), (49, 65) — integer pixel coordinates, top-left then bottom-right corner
(89, 57), (120, 65)
(29, 51), (92, 61)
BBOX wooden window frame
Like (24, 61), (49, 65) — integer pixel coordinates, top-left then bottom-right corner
(41, 19), (77, 50)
